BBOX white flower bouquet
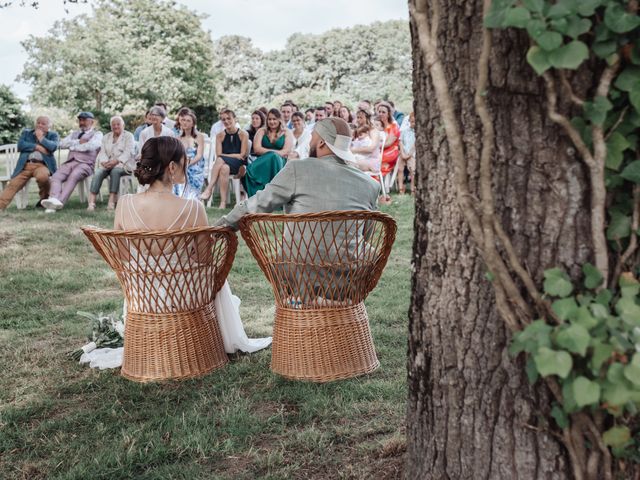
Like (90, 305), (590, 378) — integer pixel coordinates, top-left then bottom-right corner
(69, 311), (125, 361)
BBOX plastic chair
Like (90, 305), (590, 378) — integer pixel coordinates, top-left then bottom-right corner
(0, 144), (29, 209)
(365, 132), (388, 198)
(82, 226), (238, 382)
(239, 211), (397, 382)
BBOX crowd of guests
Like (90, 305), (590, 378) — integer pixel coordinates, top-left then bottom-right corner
(0, 98), (416, 213)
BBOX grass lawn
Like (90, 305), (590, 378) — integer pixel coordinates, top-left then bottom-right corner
(0, 191), (413, 479)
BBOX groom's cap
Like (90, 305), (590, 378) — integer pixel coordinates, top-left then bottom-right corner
(313, 118), (355, 163)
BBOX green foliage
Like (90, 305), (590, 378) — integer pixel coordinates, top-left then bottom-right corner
(511, 270), (640, 455)
(0, 85), (27, 144)
(20, 0), (218, 123)
(212, 21), (413, 116)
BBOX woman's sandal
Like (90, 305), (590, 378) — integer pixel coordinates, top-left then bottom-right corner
(200, 188), (213, 202)
(87, 203), (96, 212)
(107, 202), (116, 211)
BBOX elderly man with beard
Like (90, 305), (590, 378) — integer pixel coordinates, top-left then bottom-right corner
(0, 115), (59, 210)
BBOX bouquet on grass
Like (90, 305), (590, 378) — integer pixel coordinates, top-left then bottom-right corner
(69, 311), (125, 361)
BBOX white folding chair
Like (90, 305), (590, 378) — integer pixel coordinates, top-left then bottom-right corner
(366, 132), (388, 198)
(0, 144), (31, 209)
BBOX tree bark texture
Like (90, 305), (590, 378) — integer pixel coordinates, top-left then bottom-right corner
(407, 1), (593, 478)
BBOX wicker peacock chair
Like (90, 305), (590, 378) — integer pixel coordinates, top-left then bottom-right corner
(82, 226), (237, 382)
(239, 210), (396, 382)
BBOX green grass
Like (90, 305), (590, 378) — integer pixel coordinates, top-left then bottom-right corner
(0, 191), (413, 479)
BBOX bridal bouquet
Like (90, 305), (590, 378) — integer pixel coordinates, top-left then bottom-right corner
(69, 311), (125, 361)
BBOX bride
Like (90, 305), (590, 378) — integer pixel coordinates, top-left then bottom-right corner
(114, 136), (270, 354)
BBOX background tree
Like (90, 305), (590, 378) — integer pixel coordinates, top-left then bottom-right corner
(213, 20), (413, 115)
(0, 85), (27, 143)
(19, 0), (218, 126)
(407, 0), (639, 478)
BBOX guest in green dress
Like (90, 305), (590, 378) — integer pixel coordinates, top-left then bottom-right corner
(242, 108), (294, 197)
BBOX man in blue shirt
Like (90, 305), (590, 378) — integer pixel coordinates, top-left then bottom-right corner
(0, 116), (59, 210)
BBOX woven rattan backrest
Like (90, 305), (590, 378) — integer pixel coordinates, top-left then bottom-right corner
(239, 211), (396, 308)
(82, 226), (238, 313)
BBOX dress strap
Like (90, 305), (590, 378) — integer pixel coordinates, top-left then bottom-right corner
(166, 198), (193, 230)
(126, 195), (150, 230)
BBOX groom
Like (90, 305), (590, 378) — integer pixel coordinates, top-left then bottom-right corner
(214, 117), (380, 228)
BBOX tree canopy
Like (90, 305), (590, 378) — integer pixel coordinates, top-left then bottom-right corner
(0, 85), (27, 144)
(213, 20), (413, 114)
(19, 0), (218, 120)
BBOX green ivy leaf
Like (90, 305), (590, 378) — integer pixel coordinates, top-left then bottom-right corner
(522, 0), (544, 13)
(556, 324), (591, 356)
(606, 132), (631, 171)
(577, 0), (601, 17)
(484, 0), (517, 28)
(623, 354), (640, 387)
(590, 341), (614, 372)
(550, 18), (569, 35)
(552, 297), (579, 320)
(620, 160), (640, 184)
(603, 381), (634, 407)
(593, 40), (618, 59)
(566, 17), (591, 39)
(614, 67), (640, 92)
(584, 96), (613, 125)
(526, 18), (547, 38)
(604, 3), (640, 33)
(575, 306), (599, 330)
(548, 1), (573, 19)
(573, 376), (601, 407)
(551, 404), (569, 428)
(510, 319), (552, 354)
(543, 268), (573, 297)
(534, 347), (573, 378)
(607, 211), (631, 240)
(562, 376), (579, 413)
(615, 297), (640, 326)
(503, 7), (531, 28)
(603, 426), (631, 448)
(607, 362), (626, 384)
(594, 289), (612, 307)
(582, 263), (604, 289)
(630, 84), (640, 115)
(619, 273), (640, 298)
(525, 356), (539, 384)
(535, 30), (564, 51)
(526, 46), (551, 75)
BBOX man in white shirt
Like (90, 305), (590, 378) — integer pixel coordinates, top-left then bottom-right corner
(281, 103), (294, 129)
(42, 112), (103, 212)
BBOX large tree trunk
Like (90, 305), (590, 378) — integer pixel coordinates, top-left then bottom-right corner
(406, 1), (593, 478)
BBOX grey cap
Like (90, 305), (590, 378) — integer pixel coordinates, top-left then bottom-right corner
(313, 118), (355, 163)
(77, 111), (95, 119)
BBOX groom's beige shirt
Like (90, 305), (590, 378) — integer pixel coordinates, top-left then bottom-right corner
(214, 155), (381, 229)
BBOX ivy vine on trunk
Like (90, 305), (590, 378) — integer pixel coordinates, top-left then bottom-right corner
(408, 0), (639, 478)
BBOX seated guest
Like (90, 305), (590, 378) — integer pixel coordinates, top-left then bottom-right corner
(138, 106), (175, 153)
(42, 112), (102, 213)
(324, 101), (335, 117)
(87, 116), (135, 211)
(200, 109), (248, 208)
(173, 107), (206, 199)
(243, 108), (293, 197)
(377, 102), (400, 176)
(388, 100), (405, 129)
(357, 99), (373, 114)
(288, 112), (310, 160)
(398, 112), (416, 195)
(333, 100), (343, 116)
(306, 106), (326, 132)
(349, 109), (381, 172)
(338, 105), (354, 126)
(304, 108), (315, 123)
(281, 103), (294, 129)
(133, 110), (151, 142)
(246, 110), (266, 157)
(0, 116), (59, 211)
(154, 101), (175, 130)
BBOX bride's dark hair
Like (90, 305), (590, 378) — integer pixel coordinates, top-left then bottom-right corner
(135, 136), (186, 186)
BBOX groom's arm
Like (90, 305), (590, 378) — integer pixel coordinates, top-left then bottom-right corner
(214, 162), (297, 230)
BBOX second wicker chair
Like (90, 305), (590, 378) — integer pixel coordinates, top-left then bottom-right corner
(239, 210), (396, 382)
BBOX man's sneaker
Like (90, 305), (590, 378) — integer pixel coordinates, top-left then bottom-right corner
(44, 208), (56, 214)
(41, 197), (63, 210)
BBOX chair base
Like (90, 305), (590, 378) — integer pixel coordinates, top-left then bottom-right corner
(270, 302), (379, 383)
(122, 302), (228, 382)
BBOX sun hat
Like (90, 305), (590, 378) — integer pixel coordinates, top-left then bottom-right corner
(313, 118), (355, 163)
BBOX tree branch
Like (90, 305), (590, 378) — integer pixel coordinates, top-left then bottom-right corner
(605, 106), (629, 142)
(559, 70), (585, 107)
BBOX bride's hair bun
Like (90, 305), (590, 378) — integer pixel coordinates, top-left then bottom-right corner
(135, 137), (185, 186)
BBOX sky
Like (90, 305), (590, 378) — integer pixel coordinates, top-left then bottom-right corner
(0, 0), (409, 101)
